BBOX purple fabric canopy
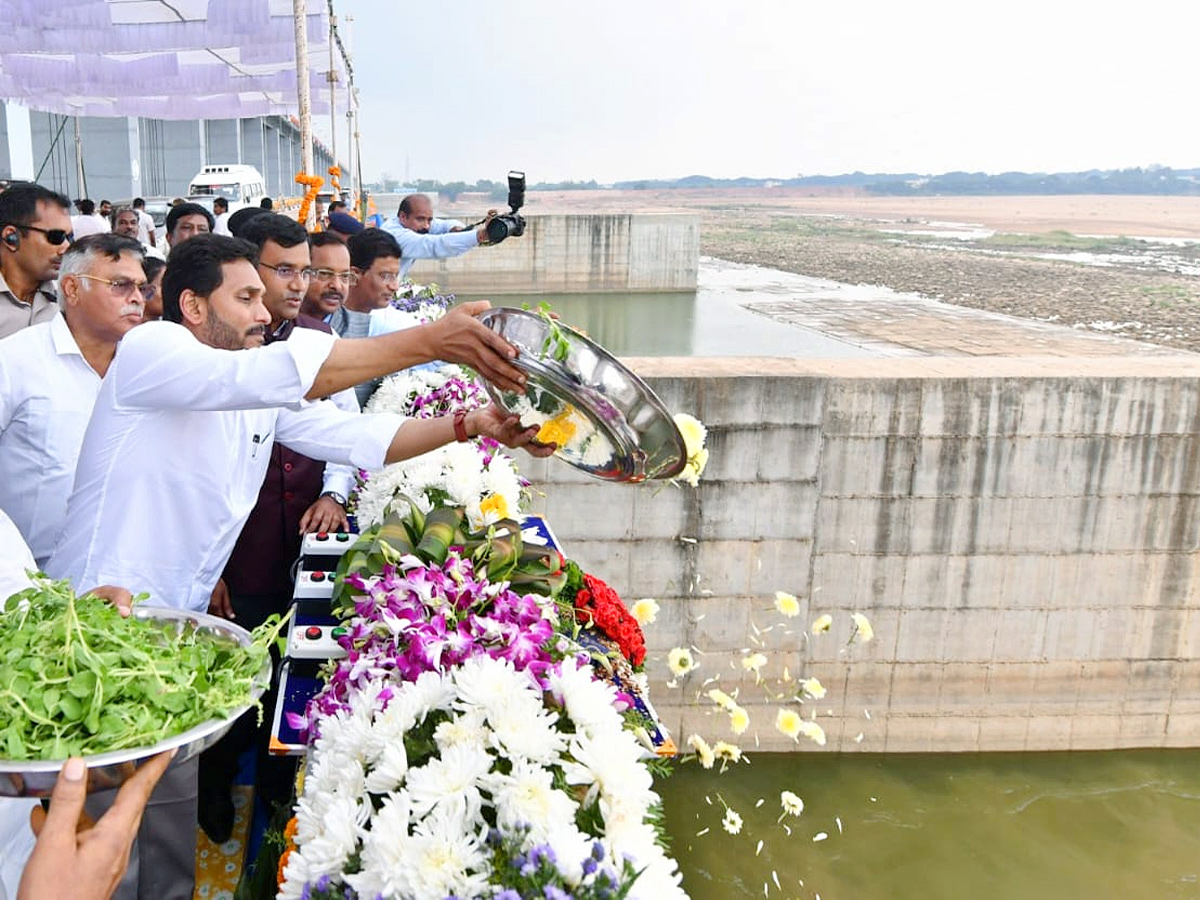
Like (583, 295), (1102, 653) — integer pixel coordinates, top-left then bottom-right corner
(0, 0), (344, 119)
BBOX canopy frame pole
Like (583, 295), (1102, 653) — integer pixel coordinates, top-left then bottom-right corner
(293, 0), (315, 226)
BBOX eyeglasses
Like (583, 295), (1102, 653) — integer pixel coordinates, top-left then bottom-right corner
(76, 274), (154, 302)
(4, 224), (74, 246)
(377, 272), (401, 286)
(312, 269), (358, 286)
(259, 262), (315, 282)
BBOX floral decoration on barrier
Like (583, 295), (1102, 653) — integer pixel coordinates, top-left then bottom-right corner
(275, 503), (686, 900)
(295, 171), (325, 224)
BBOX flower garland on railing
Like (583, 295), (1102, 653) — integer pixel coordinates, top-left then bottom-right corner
(295, 171), (324, 224)
(327, 165), (342, 196)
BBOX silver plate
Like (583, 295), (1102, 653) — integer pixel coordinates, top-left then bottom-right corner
(0, 607), (270, 797)
(478, 307), (687, 482)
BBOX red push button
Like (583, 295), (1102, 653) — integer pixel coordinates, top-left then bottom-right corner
(304, 626), (322, 640)
(316, 532), (329, 541)
(310, 571), (326, 582)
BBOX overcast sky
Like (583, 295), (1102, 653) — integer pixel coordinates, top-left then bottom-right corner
(337, 0), (1200, 185)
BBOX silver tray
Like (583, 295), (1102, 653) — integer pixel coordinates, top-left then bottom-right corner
(478, 308), (687, 482)
(0, 607), (270, 797)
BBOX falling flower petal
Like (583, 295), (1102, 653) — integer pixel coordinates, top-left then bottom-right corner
(755, 839), (764, 856)
(813, 832), (828, 842)
(774, 591), (801, 618)
(850, 612), (874, 643)
(811, 614), (833, 635)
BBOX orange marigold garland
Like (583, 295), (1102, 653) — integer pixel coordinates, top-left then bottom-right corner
(295, 171), (324, 224)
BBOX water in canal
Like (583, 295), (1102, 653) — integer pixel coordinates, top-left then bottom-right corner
(656, 749), (1200, 900)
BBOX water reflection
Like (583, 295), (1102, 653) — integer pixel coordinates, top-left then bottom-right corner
(658, 749), (1200, 899)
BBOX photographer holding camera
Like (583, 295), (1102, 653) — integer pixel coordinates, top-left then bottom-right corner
(382, 171), (526, 281)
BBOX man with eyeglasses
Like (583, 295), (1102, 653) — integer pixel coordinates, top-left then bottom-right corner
(197, 215), (357, 842)
(301, 231), (356, 322)
(0, 233), (147, 566)
(0, 181), (73, 339)
(336, 228), (404, 405)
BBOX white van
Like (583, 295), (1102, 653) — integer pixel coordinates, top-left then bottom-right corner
(186, 164), (268, 212)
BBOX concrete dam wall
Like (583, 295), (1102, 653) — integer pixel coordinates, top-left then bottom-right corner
(522, 356), (1200, 753)
(406, 214), (700, 294)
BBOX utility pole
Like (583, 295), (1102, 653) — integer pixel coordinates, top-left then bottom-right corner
(328, 12), (338, 171)
(73, 115), (86, 199)
(293, 0), (315, 226)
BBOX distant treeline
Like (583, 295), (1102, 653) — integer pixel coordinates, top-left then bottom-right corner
(608, 168), (1200, 195)
(371, 167), (1200, 198)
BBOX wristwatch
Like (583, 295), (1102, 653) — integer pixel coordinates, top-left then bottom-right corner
(321, 491), (348, 507)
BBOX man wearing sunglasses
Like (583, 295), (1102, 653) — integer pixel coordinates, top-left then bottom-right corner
(0, 233), (147, 566)
(197, 215), (358, 842)
(0, 181), (73, 339)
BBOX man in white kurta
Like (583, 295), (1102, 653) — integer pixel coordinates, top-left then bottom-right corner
(44, 233), (547, 900)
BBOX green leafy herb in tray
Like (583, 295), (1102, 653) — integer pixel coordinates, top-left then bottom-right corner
(0, 576), (285, 761)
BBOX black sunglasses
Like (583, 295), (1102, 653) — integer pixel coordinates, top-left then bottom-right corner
(6, 223), (74, 246)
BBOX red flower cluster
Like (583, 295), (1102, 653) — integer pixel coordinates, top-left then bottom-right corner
(574, 573), (646, 667)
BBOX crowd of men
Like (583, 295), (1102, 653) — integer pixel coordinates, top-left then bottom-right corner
(0, 180), (541, 900)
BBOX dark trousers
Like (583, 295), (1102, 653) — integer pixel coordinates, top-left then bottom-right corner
(198, 592), (297, 816)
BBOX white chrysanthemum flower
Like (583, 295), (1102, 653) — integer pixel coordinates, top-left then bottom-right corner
(780, 790), (804, 817)
(563, 729), (656, 810)
(547, 655), (626, 740)
(667, 646), (697, 677)
(741, 652), (768, 675)
(812, 613), (833, 634)
(729, 705), (750, 735)
(776, 708), (804, 741)
(485, 691), (566, 766)
(403, 743), (492, 818)
(797, 719), (827, 747)
(631, 597), (660, 625)
(545, 821), (594, 886)
(454, 655), (537, 719)
(851, 612), (874, 643)
(364, 739), (409, 794)
(482, 758), (577, 840)
(712, 740), (742, 763)
(722, 807), (743, 835)
(687, 733), (715, 769)
(434, 708), (489, 753)
(800, 677), (827, 700)
(708, 687), (736, 710)
(673, 413), (707, 456)
(774, 590), (801, 618)
(290, 792), (364, 880)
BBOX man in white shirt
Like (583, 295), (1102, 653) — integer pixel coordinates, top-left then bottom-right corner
(113, 207), (164, 260)
(381, 193), (489, 281)
(131, 197), (157, 249)
(71, 199), (111, 238)
(0, 233), (148, 566)
(46, 232), (547, 900)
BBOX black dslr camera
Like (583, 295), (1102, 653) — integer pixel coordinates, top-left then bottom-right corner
(485, 171), (526, 245)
